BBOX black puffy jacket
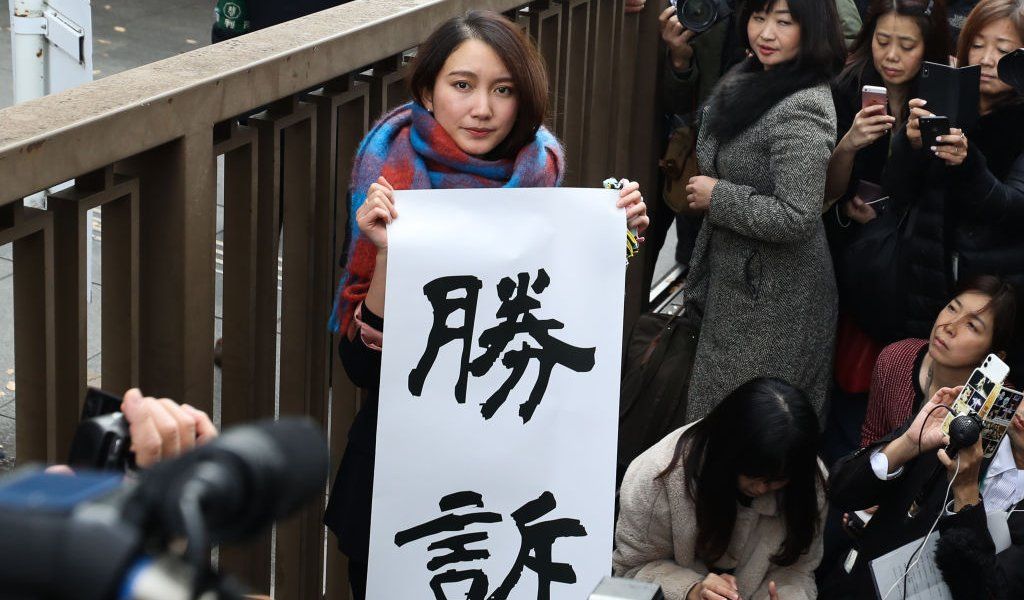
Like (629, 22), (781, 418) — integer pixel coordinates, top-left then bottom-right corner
(884, 100), (1024, 364)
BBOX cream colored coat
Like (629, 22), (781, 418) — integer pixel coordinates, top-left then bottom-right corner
(613, 426), (827, 600)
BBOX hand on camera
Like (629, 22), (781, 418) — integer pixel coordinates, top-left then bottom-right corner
(930, 128), (968, 167)
(358, 176), (397, 251)
(899, 386), (962, 454)
(659, 6), (697, 72)
(906, 98), (931, 150)
(121, 388), (218, 468)
(842, 104), (895, 151)
(689, 573), (740, 600)
(617, 179), (650, 233)
(844, 196), (878, 224)
(686, 175), (717, 212)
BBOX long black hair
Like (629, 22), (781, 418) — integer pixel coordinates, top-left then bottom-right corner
(835, 0), (952, 92)
(658, 378), (824, 566)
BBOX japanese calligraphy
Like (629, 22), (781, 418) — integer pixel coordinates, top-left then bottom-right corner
(408, 269), (596, 423)
(395, 490), (588, 600)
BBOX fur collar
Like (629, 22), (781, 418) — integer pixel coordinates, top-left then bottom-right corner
(704, 58), (830, 142)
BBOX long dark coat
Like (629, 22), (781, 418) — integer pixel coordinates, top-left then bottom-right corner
(685, 82), (839, 420)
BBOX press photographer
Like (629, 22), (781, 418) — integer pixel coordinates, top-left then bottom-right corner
(0, 389), (329, 600)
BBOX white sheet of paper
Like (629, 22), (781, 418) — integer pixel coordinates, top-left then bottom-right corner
(870, 534), (953, 600)
(366, 187), (625, 600)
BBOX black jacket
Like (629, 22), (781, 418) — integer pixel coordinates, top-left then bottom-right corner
(826, 72), (901, 303)
(879, 100), (1024, 352)
(934, 497), (1024, 600)
(821, 424), (993, 599)
(323, 306), (382, 563)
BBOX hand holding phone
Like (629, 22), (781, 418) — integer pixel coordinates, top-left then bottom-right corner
(918, 115), (950, 152)
(861, 85), (888, 113)
(843, 90), (895, 151)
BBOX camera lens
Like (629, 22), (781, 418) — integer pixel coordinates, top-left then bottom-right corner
(679, 0), (718, 32)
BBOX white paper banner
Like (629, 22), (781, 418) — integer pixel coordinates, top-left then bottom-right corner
(366, 187), (625, 600)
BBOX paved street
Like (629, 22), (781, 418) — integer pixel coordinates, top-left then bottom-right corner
(1, 0), (214, 468)
(1, 0), (211, 108)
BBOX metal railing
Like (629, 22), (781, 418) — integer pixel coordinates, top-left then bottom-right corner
(0, 0), (661, 597)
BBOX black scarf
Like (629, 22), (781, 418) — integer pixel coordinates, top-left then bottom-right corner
(704, 58), (830, 142)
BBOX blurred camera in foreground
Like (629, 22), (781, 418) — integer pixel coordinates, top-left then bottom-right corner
(0, 417), (329, 600)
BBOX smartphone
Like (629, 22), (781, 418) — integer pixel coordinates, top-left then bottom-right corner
(861, 85), (888, 112)
(941, 354), (1018, 458)
(919, 61), (981, 130)
(918, 115), (950, 148)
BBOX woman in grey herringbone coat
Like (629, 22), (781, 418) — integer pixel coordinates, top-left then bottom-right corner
(683, 0), (846, 421)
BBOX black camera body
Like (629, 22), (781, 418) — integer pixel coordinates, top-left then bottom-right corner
(66, 387), (136, 471)
(677, 0), (735, 34)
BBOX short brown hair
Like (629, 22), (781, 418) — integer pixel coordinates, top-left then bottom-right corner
(956, 0), (1024, 72)
(408, 11), (549, 158)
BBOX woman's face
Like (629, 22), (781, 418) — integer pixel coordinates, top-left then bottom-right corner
(737, 474), (788, 498)
(422, 39), (519, 157)
(871, 12), (926, 87)
(968, 18), (1024, 100)
(927, 291), (996, 369)
(747, 0), (802, 69)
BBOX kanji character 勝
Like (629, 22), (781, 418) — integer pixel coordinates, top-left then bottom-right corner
(407, 269), (595, 423)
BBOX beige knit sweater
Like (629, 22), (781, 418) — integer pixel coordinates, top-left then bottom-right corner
(613, 426), (827, 600)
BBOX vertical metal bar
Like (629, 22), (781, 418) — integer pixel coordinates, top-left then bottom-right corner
(215, 125), (269, 591)
(101, 179), (141, 394)
(581, 0), (615, 184)
(530, 1), (563, 133)
(622, 0), (661, 330)
(218, 128), (260, 428)
(8, 205), (56, 462)
(275, 108), (318, 600)
(47, 190), (89, 453)
(323, 86), (370, 600)
(559, 0), (592, 184)
(121, 133), (217, 413)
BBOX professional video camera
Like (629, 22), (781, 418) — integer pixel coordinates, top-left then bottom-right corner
(0, 417), (329, 600)
(999, 49), (1024, 94)
(675, 0), (735, 34)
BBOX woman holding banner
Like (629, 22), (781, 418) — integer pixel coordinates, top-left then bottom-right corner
(614, 377), (827, 600)
(322, 11), (649, 598)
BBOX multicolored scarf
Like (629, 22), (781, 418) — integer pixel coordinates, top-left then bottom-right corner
(328, 101), (565, 334)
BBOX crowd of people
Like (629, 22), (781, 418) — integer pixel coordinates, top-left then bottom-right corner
(112, 0), (1024, 598)
(625, 0), (1023, 598)
(314, 0), (1024, 597)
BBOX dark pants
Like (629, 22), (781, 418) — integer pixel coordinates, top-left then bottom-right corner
(348, 559), (367, 600)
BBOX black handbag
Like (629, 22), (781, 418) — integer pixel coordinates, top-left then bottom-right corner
(838, 201), (919, 344)
(617, 309), (700, 486)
